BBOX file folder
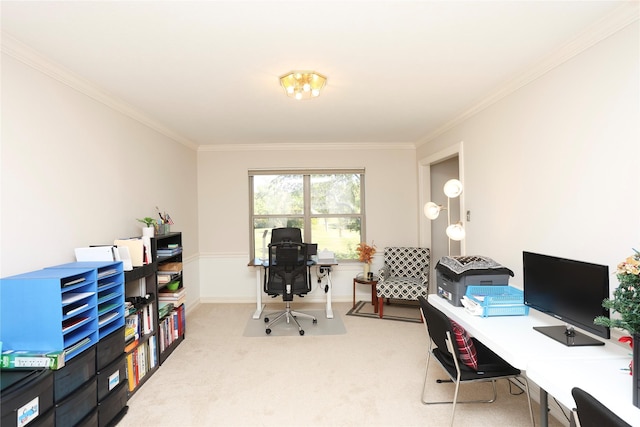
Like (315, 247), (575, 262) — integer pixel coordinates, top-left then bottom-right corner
(114, 239), (144, 267)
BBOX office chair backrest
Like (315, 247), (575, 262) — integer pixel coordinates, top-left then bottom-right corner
(271, 227), (302, 244)
(266, 241), (309, 300)
(571, 387), (631, 427)
(418, 296), (458, 364)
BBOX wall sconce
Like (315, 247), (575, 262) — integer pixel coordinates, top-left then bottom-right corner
(424, 178), (465, 254)
(279, 71), (327, 100)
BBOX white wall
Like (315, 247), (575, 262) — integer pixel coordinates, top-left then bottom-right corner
(3, 18), (637, 311)
(0, 52), (200, 308)
(197, 146), (419, 302)
(417, 22), (640, 288)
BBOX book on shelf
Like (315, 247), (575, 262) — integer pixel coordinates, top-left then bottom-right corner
(124, 338), (139, 354)
(158, 294), (185, 308)
(148, 335), (158, 369)
(157, 274), (171, 284)
(158, 287), (186, 298)
(157, 247), (182, 257)
(126, 353), (135, 391)
(143, 303), (154, 335)
(126, 313), (141, 339)
(158, 302), (174, 317)
(158, 262), (182, 272)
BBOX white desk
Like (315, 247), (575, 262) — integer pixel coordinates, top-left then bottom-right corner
(248, 258), (337, 320)
(527, 357), (639, 425)
(428, 294), (638, 426)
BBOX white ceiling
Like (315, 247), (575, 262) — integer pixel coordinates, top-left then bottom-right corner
(0, 1), (633, 148)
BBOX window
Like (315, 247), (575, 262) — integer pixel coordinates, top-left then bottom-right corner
(249, 169), (365, 261)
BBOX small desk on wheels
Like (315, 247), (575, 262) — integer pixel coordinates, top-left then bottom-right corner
(248, 257), (337, 320)
(428, 294), (639, 427)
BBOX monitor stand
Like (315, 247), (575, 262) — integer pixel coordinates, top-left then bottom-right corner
(533, 325), (604, 347)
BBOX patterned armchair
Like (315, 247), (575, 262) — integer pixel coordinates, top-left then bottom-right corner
(376, 247), (430, 318)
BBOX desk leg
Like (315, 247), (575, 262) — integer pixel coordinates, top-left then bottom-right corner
(253, 268), (265, 319)
(540, 387), (549, 427)
(325, 269), (334, 319)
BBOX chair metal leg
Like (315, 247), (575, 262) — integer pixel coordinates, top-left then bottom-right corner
(421, 351), (497, 406)
(265, 302), (317, 335)
(289, 310), (317, 322)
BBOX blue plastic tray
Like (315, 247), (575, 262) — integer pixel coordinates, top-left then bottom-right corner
(465, 285), (529, 317)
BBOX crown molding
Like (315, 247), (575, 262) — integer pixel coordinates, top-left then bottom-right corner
(416, 1), (640, 147)
(1, 32), (199, 151)
(198, 141), (416, 152)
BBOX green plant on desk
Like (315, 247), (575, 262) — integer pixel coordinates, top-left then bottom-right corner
(137, 217), (156, 227)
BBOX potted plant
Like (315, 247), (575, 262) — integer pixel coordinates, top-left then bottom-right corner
(594, 248), (640, 407)
(356, 241), (377, 278)
(137, 217), (156, 237)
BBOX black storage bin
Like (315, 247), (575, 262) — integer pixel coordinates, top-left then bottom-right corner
(53, 346), (96, 402)
(76, 408), (98, 427)
(96, 326), (125, 370)
(30, 407), (55, 427)
(98, 382), (128, 427)
(97, 355), (126, 402)
(1, 369), (54, 427)
(54, 377), (97, 427)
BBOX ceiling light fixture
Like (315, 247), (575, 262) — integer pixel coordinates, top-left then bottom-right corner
(279, 71), (327, 100)
(424, 179), (465, 255)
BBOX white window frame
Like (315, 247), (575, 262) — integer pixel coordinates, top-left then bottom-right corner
(249, 168), (366, 261)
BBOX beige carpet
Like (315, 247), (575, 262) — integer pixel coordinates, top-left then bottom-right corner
(121, 302), (567, 427)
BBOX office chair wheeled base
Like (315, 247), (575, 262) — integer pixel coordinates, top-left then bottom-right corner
(264, 302), (317, 336)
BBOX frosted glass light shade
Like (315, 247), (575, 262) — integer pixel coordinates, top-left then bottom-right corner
(424, 202), (443, 220)
(446, 222), (466, 241)
(443, 179), (463, 198)
(280, 71), (327, 100)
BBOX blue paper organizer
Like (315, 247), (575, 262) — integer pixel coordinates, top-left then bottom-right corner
(464, 285), (529, 317)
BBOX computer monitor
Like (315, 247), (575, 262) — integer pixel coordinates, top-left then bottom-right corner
(270, 227), (302, 244)
(523, 251), (609, 346)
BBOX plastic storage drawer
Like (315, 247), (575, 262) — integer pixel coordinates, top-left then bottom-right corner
(96, 326), (124, 370)
(1, 369), (54, 427)
(54, 377), (97, 427)
(53, 345), (96, 402)
(76, 407), (98, 427)
(98, 381), (128, 427)
(97, 355), (126, 402)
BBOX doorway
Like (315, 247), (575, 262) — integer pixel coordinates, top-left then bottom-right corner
(418, 142), (465, 292)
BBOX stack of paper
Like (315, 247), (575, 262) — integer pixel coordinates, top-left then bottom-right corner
(158, 287), (186, 308)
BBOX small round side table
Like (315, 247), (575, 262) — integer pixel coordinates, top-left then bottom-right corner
(353, 274), (379, 313)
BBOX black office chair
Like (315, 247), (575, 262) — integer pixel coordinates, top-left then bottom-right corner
(570, 387), (630, 427)
(270, 227), (302, 244)
(263, 240), (317, 335)
(417, 296), (534, 426)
